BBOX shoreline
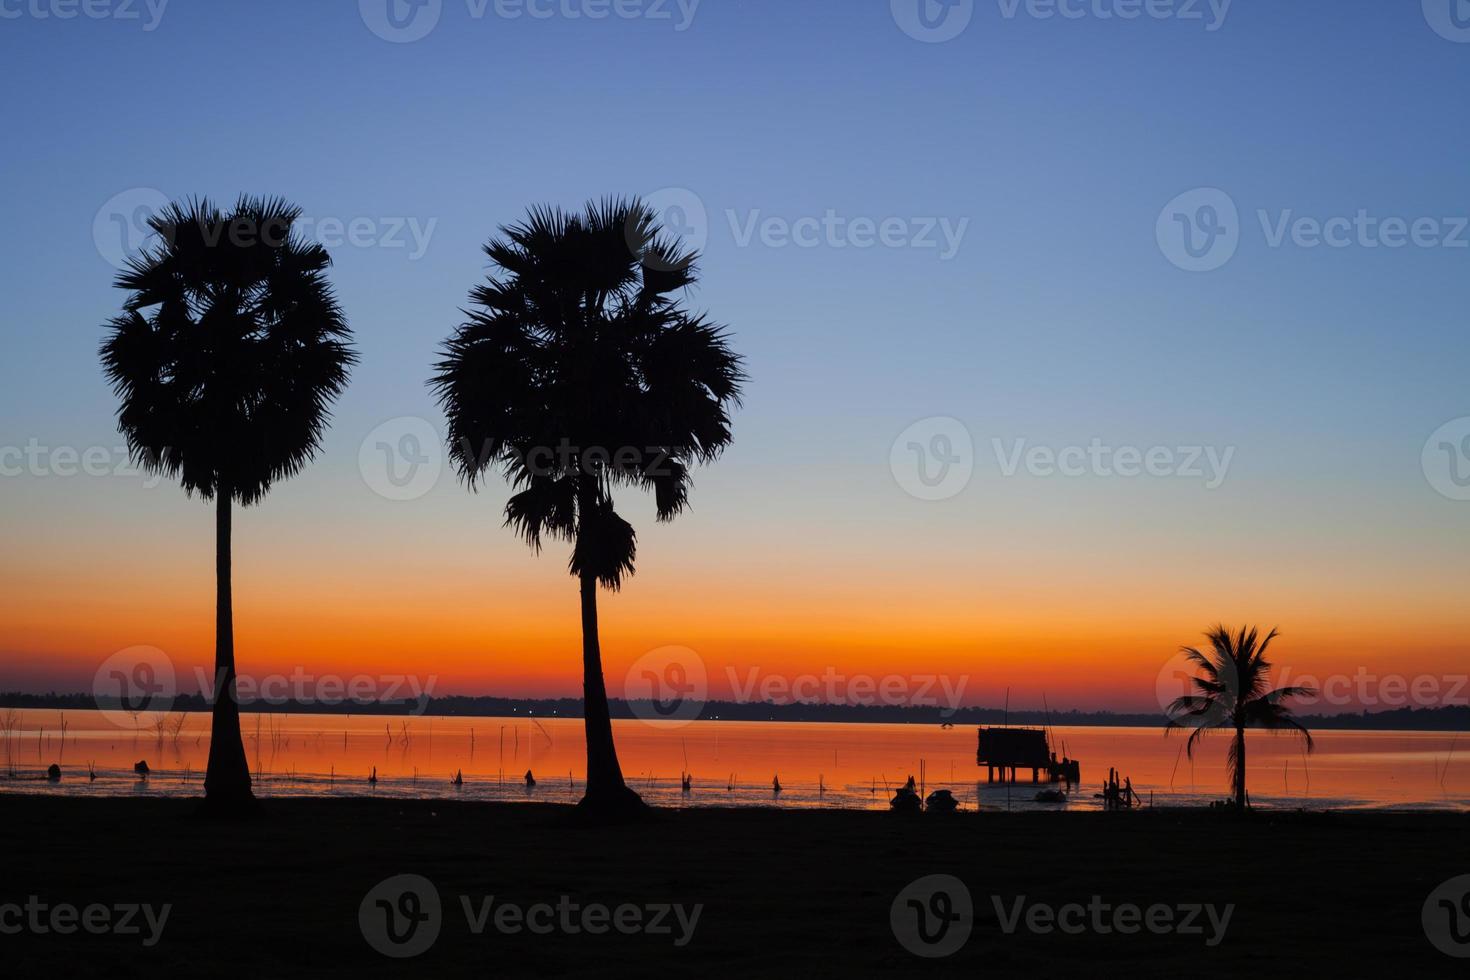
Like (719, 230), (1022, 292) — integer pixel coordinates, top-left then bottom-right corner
(3, 779), (1466, 814)
(0, 785), (1466, 815)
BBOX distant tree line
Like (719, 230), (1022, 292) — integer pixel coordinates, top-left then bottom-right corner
(2, 691), (1466, 731)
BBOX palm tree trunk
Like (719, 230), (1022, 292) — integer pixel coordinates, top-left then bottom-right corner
(203, 484), (253, 810)
(1233, 724), (1247, 808)
(577, 570), (642, 814)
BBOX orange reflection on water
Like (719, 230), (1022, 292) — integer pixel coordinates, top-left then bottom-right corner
(1, 710), (1465, 812)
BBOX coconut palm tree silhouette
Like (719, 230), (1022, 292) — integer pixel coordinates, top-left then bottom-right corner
(100, 196), (355, 813)
(430, 198), (744, 816)
(1165, 625), (1316, 808)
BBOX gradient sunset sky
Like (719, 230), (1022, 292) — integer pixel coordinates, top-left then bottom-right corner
(2, 1), (1468, 711)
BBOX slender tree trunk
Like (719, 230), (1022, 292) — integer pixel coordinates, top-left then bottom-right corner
(577, 570), (642, 814)
(203, 484), (253, 810)
(1233, 724), (1247, 808)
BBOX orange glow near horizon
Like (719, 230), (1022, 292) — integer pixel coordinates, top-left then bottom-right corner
(6, 526), (1467, 712)
(4, 464), (1468, 712)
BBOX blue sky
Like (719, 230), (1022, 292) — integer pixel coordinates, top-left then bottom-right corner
(2, 1), (1468, 704)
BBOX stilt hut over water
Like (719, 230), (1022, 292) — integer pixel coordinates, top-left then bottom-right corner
(976, 727), (1081, 785)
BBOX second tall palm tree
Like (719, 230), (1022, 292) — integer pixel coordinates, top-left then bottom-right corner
(430, 198), (744, 816)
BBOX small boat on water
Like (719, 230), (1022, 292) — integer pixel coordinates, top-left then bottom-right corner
(1034, 789), (1067, 804)
(925, 789), (959, 812)
(890, 787), (921, 813)
(890, 775), (922, 813)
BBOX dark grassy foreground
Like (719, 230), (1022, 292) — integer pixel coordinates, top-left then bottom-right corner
(2, 796), (1466, 978)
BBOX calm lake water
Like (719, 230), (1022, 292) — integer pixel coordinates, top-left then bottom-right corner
(1, 709), (1465, 811)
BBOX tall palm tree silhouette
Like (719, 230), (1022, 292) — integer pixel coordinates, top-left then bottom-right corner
(1165, 625), (1316, 808)
(100, 196), (355, 813)
(430, 198), (744, 816)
